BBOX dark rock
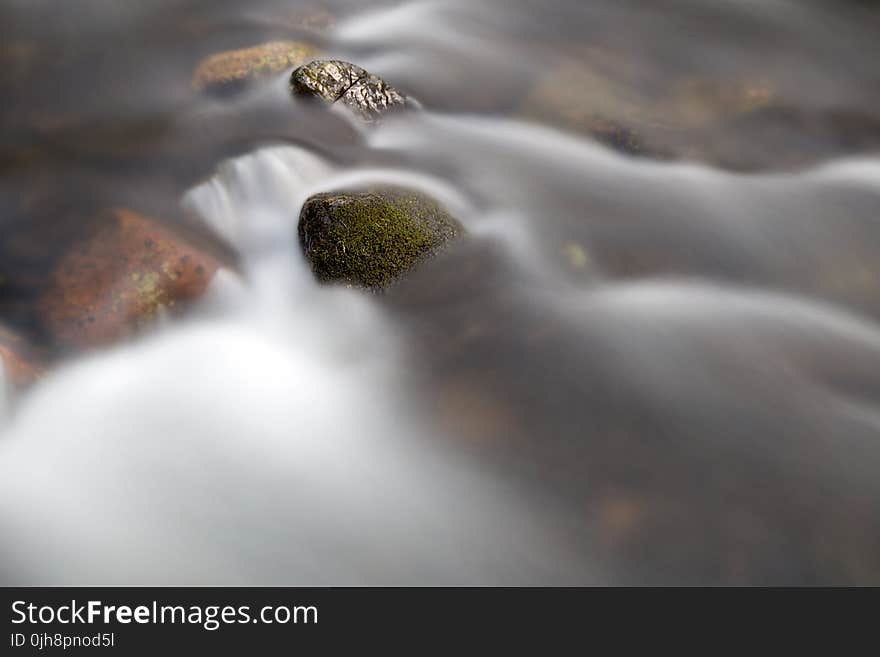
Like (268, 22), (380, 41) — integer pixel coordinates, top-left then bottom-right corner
(290, 60), (415, 122)
(298, 188), (462, 289)
(290, 60), (367, 103)
(340, 75), (413, 122)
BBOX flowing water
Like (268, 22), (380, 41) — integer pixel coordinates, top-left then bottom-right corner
(1, 0), (880, 584)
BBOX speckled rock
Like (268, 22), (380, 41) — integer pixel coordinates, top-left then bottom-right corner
(290, 60), (366, 102)
(298, 188), (462, 289)
(192, 41), (318, 95)
(290, 60), (415, 121)
(38, 209), (220, 350)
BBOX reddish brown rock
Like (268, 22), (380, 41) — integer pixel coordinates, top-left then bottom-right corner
(38, 208), (219, 350)
(0, 326), (44, 388)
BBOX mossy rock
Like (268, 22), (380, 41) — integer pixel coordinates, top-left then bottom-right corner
(298, 188), (463, 289)
(192, 41), (318, 95)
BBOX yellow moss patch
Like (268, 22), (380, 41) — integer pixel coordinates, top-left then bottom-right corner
(299, 189), (462, 289)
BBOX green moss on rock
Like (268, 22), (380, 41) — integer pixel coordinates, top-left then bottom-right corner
(298, 188), (463, 289)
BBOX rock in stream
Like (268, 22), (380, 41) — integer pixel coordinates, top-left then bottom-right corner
(290, 60), (416, 122)
(38, 208), (220, 350)
(192, 41), (318, 95)
(298, 188), (463, 289)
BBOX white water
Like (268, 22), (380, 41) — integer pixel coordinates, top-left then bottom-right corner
(4, 123), (880, 582)
(0, 143), (593, 585)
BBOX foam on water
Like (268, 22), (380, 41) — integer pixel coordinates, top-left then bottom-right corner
(0, 141), (593, 585)
(0, 315), (586, 584)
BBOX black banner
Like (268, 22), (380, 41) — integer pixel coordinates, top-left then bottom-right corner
(0, 587), (871, 652)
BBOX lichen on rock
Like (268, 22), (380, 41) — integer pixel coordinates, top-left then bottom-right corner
(290, 60), (367, 102)
(192, 41), (318, 95)
(290, 60), (415, 121)
(298, 188), (463, 289)
(38, 208), (220, 350)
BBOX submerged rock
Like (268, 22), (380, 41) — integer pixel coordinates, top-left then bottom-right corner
(192, 41), (318, 95)
(298, 188), (462, 289)
(517, 47), (876, 170)
(228, 4), (335, 40)
(277, 5), (336, 37)
(518, 55), (666, 157)
(290, 60), (415, 121)
(38, 209), (219, 350)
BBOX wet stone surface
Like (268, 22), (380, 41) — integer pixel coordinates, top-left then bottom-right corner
(298, 187), (463, 289)
(38, 208), (220, 351)
(290, 60), (415, 122)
